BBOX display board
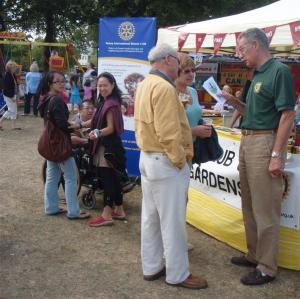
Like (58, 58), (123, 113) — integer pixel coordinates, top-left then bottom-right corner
(98, 17), (156, 176)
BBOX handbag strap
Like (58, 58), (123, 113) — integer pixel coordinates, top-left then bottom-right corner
(46, 96), (56, 121)
(13, 74), (17, 84)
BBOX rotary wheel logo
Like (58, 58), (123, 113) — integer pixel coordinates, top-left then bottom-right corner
(118, 22), (135, 41)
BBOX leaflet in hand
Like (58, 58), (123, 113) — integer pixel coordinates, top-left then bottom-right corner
(202, 76), (225, 105)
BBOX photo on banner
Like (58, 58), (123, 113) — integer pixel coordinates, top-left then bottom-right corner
(98, 17), (156, 176)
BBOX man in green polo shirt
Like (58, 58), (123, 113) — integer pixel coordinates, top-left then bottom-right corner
(221, 28), (295, 286)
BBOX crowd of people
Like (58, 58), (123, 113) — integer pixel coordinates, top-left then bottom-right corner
(0, 60), (98, 130)
(0, 27), (297, 290)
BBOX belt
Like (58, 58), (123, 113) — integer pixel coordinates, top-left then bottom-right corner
(241, 129), (277, 136)
(143, 151), (166, 156)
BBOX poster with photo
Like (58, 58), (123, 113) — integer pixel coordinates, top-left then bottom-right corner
(98, 17), (156, 176)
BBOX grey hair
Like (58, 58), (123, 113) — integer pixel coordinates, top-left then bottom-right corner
(239, 28), (269, 50)
(30, 62), (39, 72)
(148, 43), (178, 63)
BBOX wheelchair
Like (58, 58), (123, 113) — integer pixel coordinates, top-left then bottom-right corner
(42, 144), (139, 210)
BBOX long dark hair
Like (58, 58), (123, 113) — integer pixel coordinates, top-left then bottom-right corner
(97, 72), (122, 103)
(36, 71), (63, 98)
(70, 74), (79, 87)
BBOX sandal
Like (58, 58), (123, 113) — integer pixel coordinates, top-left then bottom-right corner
(48, 208), (67, 215)
(68, 211), (90, 220)
(112, 211), (126, 220)
(88, 216), (113, 227)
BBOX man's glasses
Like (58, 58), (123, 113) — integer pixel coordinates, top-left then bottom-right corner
(82, 107), (95, 111)
(237, 42), (253, 55)
(168, 54), (180, 64)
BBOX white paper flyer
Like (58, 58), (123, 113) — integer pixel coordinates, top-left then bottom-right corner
(202, 76), (225, 105)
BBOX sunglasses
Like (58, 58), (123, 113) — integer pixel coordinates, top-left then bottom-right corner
(183, 68), (196, 74)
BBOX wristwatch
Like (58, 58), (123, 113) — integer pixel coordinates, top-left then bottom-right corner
(271, 151), (281, 158)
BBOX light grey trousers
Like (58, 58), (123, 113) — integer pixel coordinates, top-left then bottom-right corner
(139, 151), (190, 284)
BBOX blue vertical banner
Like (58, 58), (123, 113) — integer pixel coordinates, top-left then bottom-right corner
(98, 17), (156, 176)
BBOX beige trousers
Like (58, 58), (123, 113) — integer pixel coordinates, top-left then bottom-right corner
(239, 134), (284, 277)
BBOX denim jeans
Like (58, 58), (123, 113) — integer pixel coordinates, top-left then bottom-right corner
(44, 157), (80, 218)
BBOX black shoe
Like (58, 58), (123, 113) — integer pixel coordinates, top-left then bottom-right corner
(241, 269), (275, 285)
(143, 267), (166, 281)
(231, 256), (257, 267)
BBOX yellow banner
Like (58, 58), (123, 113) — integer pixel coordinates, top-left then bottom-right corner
(220, 70), (248, 86)
(187, 187), (300, 271)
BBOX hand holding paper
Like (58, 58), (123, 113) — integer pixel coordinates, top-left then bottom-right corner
(202, 76), (225, 105)
(221, 91), (246, 115)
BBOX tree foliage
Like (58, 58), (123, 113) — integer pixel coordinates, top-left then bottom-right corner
(2, 0), (278, 38)
(1, 0), (277, 69)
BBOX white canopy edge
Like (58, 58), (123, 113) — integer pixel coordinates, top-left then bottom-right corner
(157, 0), (300, 53)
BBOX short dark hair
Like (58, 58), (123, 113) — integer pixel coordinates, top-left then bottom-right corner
(84, 79), (91, 87)
(79, 100), (94, 109)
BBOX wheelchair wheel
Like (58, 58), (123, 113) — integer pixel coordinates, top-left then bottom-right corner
(81, 190), (96, 210)
(41, 160), (81, 195)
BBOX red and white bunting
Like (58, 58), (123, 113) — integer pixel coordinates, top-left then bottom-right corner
(178, 32), (189, 51)
(234, 32), (241, 44)
(213, 33), (226, 55)
(289, 21), (300, 46)
(262, 26), (276, 44)
(234, 32), (241, 56)
(195, 33), (206, 52)
(172, 21), (300, 51)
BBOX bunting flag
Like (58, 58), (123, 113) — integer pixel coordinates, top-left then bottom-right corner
(234, 32), (241, 56)
(289, 21), (300, 46)
(168, 21), (300, 52)
(235, 32), (241, 43)
(178, 32), (189, 51)
(195, 33), (206, 52)
(213, 33), (226, 55)
(262, 26), (276, 44)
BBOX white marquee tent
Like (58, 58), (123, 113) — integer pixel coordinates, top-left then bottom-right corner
(157, 0), (300, 55)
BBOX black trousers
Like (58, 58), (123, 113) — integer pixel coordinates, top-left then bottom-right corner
(24, 92), (39, 115)
(98, 167), (123, 208)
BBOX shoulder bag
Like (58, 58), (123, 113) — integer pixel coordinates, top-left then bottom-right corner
(37, 97), (72, 162)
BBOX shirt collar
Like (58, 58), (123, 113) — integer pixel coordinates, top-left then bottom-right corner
(149, 68), (175, 87)
(255, 58), (274, 74)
